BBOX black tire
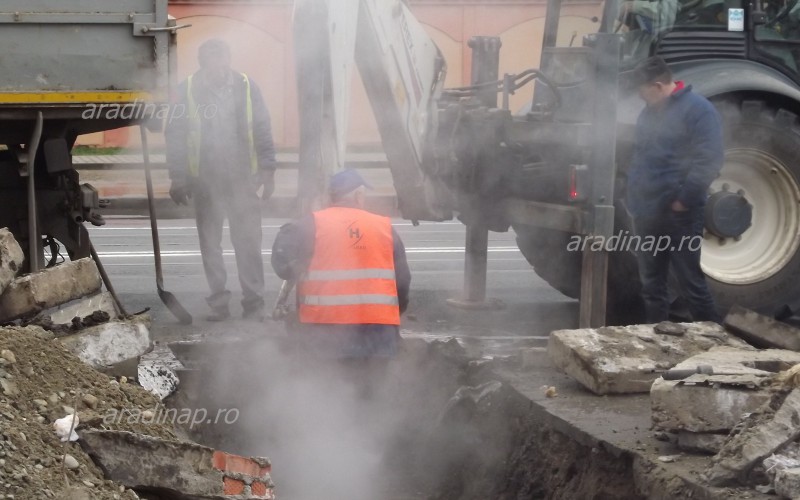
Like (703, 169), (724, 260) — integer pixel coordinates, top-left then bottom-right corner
(514, 206), (646, 326)
(705, 99), (800, 317)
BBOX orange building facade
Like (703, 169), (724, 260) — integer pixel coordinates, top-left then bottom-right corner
(89, 0), (605, 149)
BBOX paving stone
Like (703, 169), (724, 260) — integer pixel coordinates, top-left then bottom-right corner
(548, 322), (753, 395)
(0, 258), (101, 322)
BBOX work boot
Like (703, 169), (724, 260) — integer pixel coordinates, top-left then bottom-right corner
(205, 307), (231, 322)
(242, 305), (265, 322)
(205, 291), (231, 322)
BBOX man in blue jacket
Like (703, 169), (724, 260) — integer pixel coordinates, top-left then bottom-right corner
(626, 56), (724, 324)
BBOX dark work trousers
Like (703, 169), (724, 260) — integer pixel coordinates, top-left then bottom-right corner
(633, 208), (722, 324)
(192, 175), (265, 313)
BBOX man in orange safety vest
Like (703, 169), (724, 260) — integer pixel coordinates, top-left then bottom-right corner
(271, 169), (411, 358)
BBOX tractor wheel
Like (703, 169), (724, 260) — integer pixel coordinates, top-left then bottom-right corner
(514, 99), (800, 324)
(702, 100), (800, 316)
(513, 206), (646, 326)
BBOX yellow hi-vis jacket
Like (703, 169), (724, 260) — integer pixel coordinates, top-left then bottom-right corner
(185, 72), (258, 177)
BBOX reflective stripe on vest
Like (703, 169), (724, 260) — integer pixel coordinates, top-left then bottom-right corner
(186, 72), (258, 177)
(298, 207), (400, 326)
(300, 294), (400, 306)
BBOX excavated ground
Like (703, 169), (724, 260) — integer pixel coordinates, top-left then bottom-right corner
(0, 326), (176, 500)
(160, 323), (768, 500)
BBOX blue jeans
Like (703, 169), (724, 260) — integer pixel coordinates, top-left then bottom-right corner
(633, 208), (722, 324)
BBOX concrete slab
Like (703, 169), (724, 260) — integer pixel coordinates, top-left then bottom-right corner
(79, 430), (274, 499)
(46, 291), (119, 325)
(725, 305), (800, 351)
(707, 389), (800, 486)
(651, 347), (800, 433)
(0, 228), (23, 295)
(652, 376), (771, 433)
(548, 322), (753, 395)
(59, 315), (152, 370)
(0, 258), (102, 322)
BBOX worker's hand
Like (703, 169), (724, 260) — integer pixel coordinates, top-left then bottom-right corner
(169, 179), (192, 206)
(258, 169), (275, 200)
(670, 200), (688, 212)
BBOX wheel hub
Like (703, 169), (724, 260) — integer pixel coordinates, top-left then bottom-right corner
(704, 190), (752, 239)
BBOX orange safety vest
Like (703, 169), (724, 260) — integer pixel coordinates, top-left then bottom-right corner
(298, 206), (401, 325)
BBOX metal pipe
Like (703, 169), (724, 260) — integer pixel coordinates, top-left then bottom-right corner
(542, 0), (562, 49)
(502, 73), (512, 110)
(27, 111), (44, 273)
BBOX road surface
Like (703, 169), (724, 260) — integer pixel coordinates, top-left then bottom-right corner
(87, 216), (579, 354)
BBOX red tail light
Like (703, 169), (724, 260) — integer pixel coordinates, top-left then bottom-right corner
(569, 164), (588, 202)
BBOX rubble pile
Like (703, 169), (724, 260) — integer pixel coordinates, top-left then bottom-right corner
(651, 347), (800, 454)
(0, 228), (152, 372)
(0, 326), (275, 500)
(547, 308), (800, 499)
(0, 230), (274, 500)
(0, 325), (175, 499)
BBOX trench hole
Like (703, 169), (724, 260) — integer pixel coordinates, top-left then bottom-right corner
(159, 336), (643, 500)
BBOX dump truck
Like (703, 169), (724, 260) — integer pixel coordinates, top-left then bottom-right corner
(293, 0), (800, 326)
(0, 0), (179, 273)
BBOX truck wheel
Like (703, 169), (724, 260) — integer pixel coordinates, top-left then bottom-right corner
(702, 100), (800, 316)
(514, 206), (646, 326)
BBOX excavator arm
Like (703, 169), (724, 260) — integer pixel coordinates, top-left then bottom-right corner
(292, 0), (448, 220)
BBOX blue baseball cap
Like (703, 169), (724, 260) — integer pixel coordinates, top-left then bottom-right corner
(329, 168), (372, 201)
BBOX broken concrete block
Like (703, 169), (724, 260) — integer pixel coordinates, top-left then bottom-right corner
(775, 467), (800, 499)
(725, 305), (800, 351)
(79, 430), (274, 499)
(0, 258), (102, 322)
(0, 228), (24, 295)
(47, 291), (119, 325)
(59, 316), (151, 370)
(707, 389), (800, 486)
(652, 347), (800, 433)
(677, 431), (728, 455)
(653, 376), (771, 433)
(548, 322), (753, 395)
(137, 347), (181, 401)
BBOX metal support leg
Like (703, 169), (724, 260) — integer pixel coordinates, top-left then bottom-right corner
(579, 239), (609, 328)
(578, 33), (621, 327)
(464, 223), (488, 302)
(447, 223), (503, 310)
(26, 112), (44, 273)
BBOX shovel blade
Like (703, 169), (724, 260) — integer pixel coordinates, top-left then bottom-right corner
(158, 288), (193, 325)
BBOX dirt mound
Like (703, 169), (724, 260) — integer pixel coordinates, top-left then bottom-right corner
(0, 325), (176, 500)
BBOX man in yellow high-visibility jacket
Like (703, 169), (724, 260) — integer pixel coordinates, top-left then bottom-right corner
(166, 39), (276, 321)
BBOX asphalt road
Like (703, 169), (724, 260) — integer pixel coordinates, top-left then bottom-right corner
(87, 216), (579, 353)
